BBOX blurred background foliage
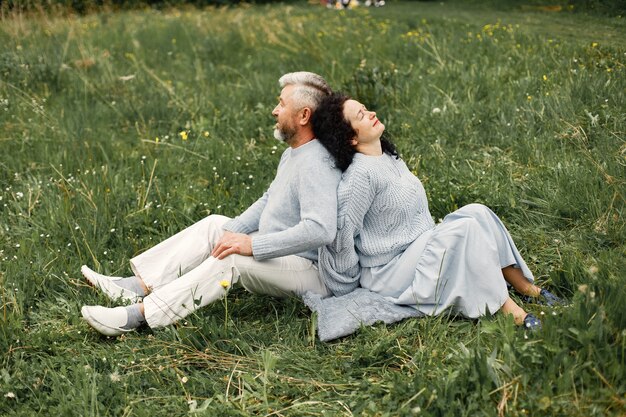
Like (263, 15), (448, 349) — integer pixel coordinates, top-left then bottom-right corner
(2, 0), (626, 16)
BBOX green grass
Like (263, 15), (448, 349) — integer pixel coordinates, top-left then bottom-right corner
(1, 2), (625, 416)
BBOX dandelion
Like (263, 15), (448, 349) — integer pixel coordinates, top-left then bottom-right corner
(179, 131), (188, 141)
(220, 279), (231, 330)
(591, 42), (598, 48)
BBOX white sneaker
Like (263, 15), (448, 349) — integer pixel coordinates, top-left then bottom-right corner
(81, 305), (135, 336)
(81, 265), (142, 303)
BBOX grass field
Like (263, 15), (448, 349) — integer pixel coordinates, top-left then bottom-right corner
(1, 1), (625, 416)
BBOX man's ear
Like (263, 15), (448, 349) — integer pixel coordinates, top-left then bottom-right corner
(299, 107), (312, 126)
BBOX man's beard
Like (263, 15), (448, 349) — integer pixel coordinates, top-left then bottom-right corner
(274, 125), (296, 143)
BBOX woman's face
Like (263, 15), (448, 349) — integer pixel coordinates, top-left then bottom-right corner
(343, 99), (385, 147)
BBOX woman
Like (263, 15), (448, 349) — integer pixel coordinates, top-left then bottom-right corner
(311, 93), (562, 330)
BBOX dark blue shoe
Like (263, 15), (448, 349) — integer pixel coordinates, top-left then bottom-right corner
(522, 288), (567, 307)
(523, 313), (542, 331)
(539, 288), (566, 307)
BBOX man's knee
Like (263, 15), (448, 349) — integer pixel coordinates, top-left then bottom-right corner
(201, 214), (231, 227)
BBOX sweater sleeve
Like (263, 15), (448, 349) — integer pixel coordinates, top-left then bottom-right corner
(223, 192), (268, 234)
(251, 154), (341, 260)
(223, 150), (289, 234)
(318, 165), (375, 296)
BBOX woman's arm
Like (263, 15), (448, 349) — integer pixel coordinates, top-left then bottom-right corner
(318, 165), (375, 296)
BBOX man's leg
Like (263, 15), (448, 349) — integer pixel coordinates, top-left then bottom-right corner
(129, 214), (231, 291)
(142, 254), (329, 329)
(234, 255), (330, 298)
(83, 253), (329, 334)
(82, 215), (231, 302)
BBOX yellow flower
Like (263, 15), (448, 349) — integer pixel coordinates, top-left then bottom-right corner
(179, 131), (188, 141)
(155, 136), (159, 143)
(219, 279), (230, 289)
(591, 42), (598, 48)
(203, 131), (210, 137)
(527, 95), (532, 101)
(542, 75), (547, 81)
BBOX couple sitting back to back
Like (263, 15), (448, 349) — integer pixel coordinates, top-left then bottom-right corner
(81, 72), (560, 337)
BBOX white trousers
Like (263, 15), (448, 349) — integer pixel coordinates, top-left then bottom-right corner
(129, 215), (330, 328)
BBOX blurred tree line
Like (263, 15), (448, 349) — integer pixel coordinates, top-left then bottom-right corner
(1, 0), (624, 18)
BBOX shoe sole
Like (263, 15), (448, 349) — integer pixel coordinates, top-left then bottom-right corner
(81, 306), (129, 337)
(81, 265), (141, 303)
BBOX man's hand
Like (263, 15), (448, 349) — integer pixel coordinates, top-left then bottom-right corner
(211, 231), (253, 260)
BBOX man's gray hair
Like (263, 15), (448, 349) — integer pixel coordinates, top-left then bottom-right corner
(279, 71), (332, 111)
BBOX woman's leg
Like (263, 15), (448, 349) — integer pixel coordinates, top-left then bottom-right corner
(502, 266), (541, 297)
(500, 297), (528, 325)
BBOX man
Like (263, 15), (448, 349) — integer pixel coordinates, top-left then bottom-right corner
(81, 72), (340, 336)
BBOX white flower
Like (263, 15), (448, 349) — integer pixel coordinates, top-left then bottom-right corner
(4, 392), (16, 399)
(109, 371), (121, 382)
(585, 110), (599, 127)
(16, 192), (23, 198)
(431, 107), (441, 114)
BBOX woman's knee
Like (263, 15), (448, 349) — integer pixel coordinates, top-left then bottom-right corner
(462, 203), (491, 216)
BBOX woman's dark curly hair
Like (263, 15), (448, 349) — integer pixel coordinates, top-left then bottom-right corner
(312, 92), (398, 171)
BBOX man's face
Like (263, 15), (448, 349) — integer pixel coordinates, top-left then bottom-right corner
(272, 85), (299, 143)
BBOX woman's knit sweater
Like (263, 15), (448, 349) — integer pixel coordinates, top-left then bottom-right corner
(318, 152), (435, 296)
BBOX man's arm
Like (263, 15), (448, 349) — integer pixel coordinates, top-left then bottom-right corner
(222, 150), (290, 235)
(221, 191), (268, 235)
(251, 157), (341, 260)
(213, 150), (291, 258)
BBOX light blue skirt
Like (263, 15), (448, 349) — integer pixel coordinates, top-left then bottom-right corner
(360, 204), (534, 318)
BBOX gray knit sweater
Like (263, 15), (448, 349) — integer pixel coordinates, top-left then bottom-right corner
(318, 153), (435, 296)
(224, 140), (341, 261)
